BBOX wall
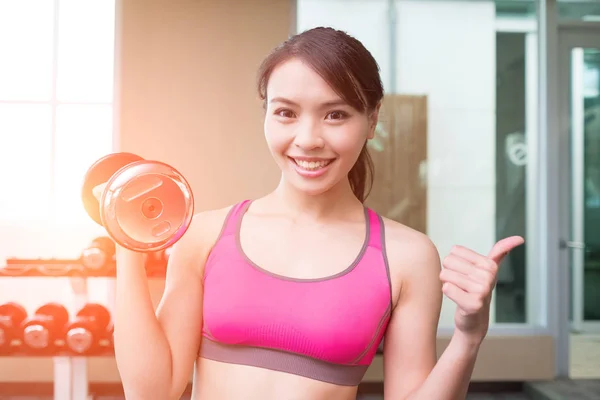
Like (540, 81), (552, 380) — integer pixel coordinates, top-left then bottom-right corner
(0, 0), (292, 383)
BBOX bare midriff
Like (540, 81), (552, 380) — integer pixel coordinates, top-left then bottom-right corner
(190, 357), (360, 400)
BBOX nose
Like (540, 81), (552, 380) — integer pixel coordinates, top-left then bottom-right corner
(294, 119), (324, 150)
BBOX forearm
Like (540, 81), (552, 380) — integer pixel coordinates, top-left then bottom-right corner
(113, 249), (174, 399)
(405, 333), (481, 400)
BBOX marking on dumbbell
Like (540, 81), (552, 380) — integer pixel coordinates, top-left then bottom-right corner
(152, 221), (172, 237)
(121, 176), (164, 202)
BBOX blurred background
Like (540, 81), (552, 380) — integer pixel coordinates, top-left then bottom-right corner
(0, 0), (598, 399)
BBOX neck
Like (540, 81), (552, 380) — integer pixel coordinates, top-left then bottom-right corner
(270, 177), (363, 221)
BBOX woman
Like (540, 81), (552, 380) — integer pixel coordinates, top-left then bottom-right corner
(110, 27), (524, 400)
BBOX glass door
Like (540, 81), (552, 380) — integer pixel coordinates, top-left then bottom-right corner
(559, 30), (600, 336)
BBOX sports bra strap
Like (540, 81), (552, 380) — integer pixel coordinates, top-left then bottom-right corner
(366, 208), (383, 251)
(220, 199), (251, 237)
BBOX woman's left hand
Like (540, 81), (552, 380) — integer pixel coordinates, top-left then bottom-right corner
(439, 236), (525, 345)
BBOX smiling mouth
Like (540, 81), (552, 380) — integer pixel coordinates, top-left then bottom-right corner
(289, 157), (335, 171)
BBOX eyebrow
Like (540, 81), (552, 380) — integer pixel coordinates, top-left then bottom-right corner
(269, 97), (349, 109)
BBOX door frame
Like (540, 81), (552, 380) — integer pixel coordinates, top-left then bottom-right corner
(558, 26), (600, 336)
(546, 23), (600, 377)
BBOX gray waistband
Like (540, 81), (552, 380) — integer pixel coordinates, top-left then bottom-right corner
(199, 338), (369, 387)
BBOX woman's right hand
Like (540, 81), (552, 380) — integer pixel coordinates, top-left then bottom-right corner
(92, 182), (107, 201)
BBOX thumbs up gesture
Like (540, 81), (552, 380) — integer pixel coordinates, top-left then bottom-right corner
(439, 236), (525, 344)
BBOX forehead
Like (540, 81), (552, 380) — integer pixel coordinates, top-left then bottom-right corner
(266, 58), (342, 103)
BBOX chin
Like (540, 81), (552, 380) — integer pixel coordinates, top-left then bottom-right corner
(283, 172), (345, 197)
(289, 181), (336, 197)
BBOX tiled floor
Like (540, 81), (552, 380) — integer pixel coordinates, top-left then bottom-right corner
(571, 333), (600, 378)
(526, 379), (600, 400)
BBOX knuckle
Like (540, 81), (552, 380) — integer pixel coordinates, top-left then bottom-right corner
(472, 299), (484, 310)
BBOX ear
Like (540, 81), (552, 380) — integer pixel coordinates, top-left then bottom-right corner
(367, 102), (382, 140)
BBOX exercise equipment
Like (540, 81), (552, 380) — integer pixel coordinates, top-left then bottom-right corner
(80, 236), (116, 272)
(0, 302), (27, 354)
(65, 303), (112, 355)
(21, 303), (69, 352)
(81, 152), (194, 252)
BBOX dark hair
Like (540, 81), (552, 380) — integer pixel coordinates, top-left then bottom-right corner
(256, 27), (384, 202)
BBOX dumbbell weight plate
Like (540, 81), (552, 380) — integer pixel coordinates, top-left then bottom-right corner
(22, 303), (69, 350)
(101, 160), (194, 252)
(66, 303), (111, 354)
(81, 153), (145, 227)
(0, 302), (28, 351)
(81, 236), (116, 270)
(75, 303), (111, 331)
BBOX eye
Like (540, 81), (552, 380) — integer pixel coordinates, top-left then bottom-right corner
(274, 108), (296, 118)
(326, 110), (348, 121)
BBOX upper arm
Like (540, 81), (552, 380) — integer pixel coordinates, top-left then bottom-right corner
(154, 208), (230, 395)
(383, 228), (443, 399)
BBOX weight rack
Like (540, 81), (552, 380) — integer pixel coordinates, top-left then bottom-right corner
(0, 259), (166, 400)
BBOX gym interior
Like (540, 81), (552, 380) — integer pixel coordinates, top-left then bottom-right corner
(0, 0), (599, 399)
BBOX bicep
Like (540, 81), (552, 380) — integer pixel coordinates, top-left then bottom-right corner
(383, 238), (443, 399)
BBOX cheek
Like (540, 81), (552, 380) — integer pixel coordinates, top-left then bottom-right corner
(327, 125), (367, 159)
(264, 120), (289, 154)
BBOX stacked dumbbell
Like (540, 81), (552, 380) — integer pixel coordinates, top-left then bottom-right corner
(64, 303), (114, 356)
(80, 236), (116, 275)
(0, 302), (28, 355)
(0, 302), (115, 356)
(21, 303), (70, 355)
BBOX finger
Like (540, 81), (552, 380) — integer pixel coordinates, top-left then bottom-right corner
(440, 268), (486, 294)
(450, 245), (496, 272)
(92, 183), (107, 201)
(488, 236), (525, 264)
(443, 254), (494, 284)
(443, 283), (486, 315)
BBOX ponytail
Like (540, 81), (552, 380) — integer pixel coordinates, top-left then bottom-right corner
(348, 143), (374, 203)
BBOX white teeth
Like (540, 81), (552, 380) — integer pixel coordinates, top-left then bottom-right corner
(294, 159), (331, 170)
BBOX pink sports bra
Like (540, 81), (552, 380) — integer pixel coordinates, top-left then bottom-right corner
(200, 200), (393, 386)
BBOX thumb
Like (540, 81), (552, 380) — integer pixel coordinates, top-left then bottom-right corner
(488, 236), (525, 264)
(92, 182), (108, 201)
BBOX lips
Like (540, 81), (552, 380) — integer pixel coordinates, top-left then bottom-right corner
(288, 156), (336, 178)
(291, 158), (333, 171)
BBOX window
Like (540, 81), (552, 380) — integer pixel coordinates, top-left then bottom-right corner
(0, 0), (116, 225)
(0, 0), (117, 313)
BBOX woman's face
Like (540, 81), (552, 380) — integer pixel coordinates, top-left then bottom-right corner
(263, 58), (379, 197)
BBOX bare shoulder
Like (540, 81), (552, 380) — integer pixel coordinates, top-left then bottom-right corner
(380, 216), (442, 303)
(184, 204), (236, 247)
(168, 203), (238, 273)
